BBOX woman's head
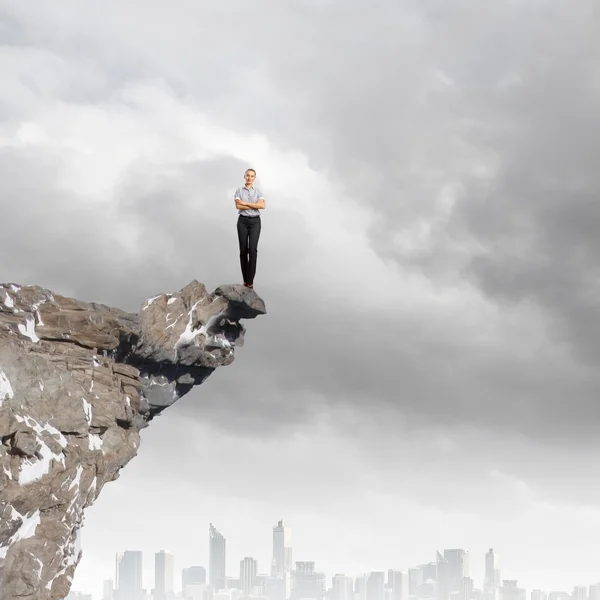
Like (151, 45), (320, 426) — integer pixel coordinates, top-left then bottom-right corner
(244, 168), (256, 185)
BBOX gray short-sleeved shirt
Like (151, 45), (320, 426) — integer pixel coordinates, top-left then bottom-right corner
(234, 185), (264, 217)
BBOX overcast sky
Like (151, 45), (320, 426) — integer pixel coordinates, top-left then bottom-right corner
(1, 1), (600, 597)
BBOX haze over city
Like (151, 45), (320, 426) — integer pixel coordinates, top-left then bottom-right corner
(68, 521), (600, 600)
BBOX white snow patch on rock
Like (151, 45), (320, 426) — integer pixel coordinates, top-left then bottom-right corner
(175, 303), (224, 349)
(0, 507), (41, 560)
(15, 415), (67, 448)
(142, 294), (161, 310)
(18, 438), (66, 485)
(165, 313), (183, 330)
(68, 465), (84, 491)
(175, 300), (203, 348)
(88, 434), (103, 451)
(17, 315), (40, 343)
(0, 368), (14, 405)
(12, 415), (67, 484)
(82, 398), (92, 424)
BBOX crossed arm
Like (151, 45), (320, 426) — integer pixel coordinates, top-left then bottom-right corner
(235, 197), (266, 210)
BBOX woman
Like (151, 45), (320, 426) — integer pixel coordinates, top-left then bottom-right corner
(234, 168), (266, 289)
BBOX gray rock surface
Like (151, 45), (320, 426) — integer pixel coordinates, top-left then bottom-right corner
(0, 280), (266, 600)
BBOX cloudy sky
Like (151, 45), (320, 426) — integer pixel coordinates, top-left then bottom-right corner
(2, 0), (600, 596)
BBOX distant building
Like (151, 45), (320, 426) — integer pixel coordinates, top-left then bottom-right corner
(273, 520), (293, 599)
(484, 550), (501, 599)
(215, 591), (243, 600)
(66, 593), (93, 600)
(273, 520), (293, 577)
(262, 575), (288, 600)
(501, 580), (526, 600)
(333, 574), (354, 600)
(210, 524), (227, 590)
(437, 551), (469, 600)
(184, 583), (211, 600)
(460, 577), (475, 600)
(387, 570), (408, 600)
(103, 579), (114, 600)
(292, 561), (326, 600)
(356, 575), (368, 600)
(409, 567), (421, 596)
(184, 567), (208, 591)
(116, 550), (143, 600)
(589, 585), (600, 600)
(227, 577), (241, 590)
(241, 557), (259, 594)
(367, 572), (386, 600)
(530, 590), (547, 600)
(155, 550), (175, 600)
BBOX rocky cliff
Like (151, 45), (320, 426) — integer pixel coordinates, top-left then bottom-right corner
(0, 280), (266, 600)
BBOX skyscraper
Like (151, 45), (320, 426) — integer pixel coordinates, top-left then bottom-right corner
(410, 562), (437, 598)
(461, 577), (474, 600)
(437, 550), (469, 600)
(102, 579), (114, 600)
(408, 568), (421, 598)
(241, 557), (259, 594)
(292, 562), (326, 600)
(273, 520), (293, 577)
(421, 563), (437, 585)
(589, 585), (600, 600)
(263, 576), (287, 600)
(183, 567), (208, 590)
(155, 550), (175, 600)
(484, 550), (501, 598)
(573, 588), (588, 600)
(116, 550), (143, 600)
(502, 580), (526, 600)
(367, 572), (386, 600)
(273, 520), (293, 599)
(356, 575), (368, 600)
(387, 570), (408, 600)
(332, 575), (354, 600)
(210, 524), (227, 591)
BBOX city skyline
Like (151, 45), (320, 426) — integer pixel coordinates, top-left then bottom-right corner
(76, 521), (600, 600)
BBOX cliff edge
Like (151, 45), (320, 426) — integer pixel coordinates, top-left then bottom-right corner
(0, 280), (266, 600)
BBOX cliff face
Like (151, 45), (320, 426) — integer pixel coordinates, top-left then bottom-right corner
(0, 280), (265, 600)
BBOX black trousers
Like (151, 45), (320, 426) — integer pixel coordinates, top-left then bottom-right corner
(237, 215), (261, 285)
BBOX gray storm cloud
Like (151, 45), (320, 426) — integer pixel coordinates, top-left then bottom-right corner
(1, 0), (599, 444)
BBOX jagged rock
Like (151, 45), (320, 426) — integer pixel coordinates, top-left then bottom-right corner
(0, 280), (266, 600)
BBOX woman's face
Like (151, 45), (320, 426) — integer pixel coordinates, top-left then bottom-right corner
(245, 170), (256, 185)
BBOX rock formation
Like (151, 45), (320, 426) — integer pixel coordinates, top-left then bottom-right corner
(0, 280), (266, 600)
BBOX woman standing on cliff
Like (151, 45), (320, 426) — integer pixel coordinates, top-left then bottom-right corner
(234, 168), (266, 289)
